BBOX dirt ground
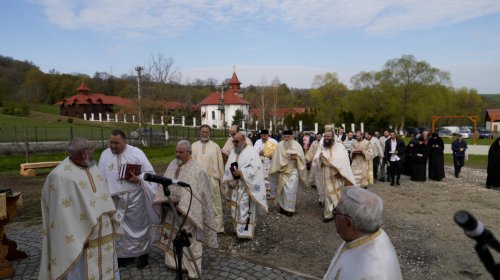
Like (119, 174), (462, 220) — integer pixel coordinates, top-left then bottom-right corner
(3, 163), (499, 279)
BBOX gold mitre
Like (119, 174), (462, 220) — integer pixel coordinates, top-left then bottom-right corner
(263, 140), (277, 157)
(324, 125), (334, 132)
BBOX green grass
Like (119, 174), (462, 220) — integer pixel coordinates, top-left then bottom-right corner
(444, 154), (487, 169)
(29, 104), (60, 114)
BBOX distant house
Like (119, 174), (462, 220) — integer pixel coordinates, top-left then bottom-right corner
(485, 109), (500, 131)
(198, 71), (250, 128)
(56, 82), (133, 119)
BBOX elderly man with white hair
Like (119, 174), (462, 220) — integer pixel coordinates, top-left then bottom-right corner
(323, 187), (402, 280)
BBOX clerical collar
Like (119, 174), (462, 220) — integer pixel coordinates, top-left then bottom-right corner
(201, 139), (209, 143)
(345, 228), (382, 250)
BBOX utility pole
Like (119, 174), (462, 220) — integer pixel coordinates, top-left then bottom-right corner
(135, 66), (144, 128)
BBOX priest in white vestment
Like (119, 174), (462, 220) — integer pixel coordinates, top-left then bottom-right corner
(40, 138), (120, 280)
(153, 140), (218, 279)
(269, 130), (308, 216)
(222, 132), (268, 238)
(221, 125), (253, 161)
(306, 133), (323, 205)
(323, 187), (403, 280)
(351, 131), (374, 188)
(315, 130), (356, 223)
(191, 124), (225, 233)
(98, 129), (159, 268)
(253, 129), (278, 199)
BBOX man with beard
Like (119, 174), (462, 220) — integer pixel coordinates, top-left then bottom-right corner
(221, 125), (253, 163)
(254, 129), (278, 199)
(428, 133), (445, 181)
(98, 129), (159, 269)
(378, 129), (390, 182)
(40, 138), (120, 280)
(153, 140), (218, 279)
(384, 130), (405, 186)
(191, 124), (225, 233)
(487, 137), (500, 188)
(269, 130), (308, 216)
(315, 130), (356, 223)
(222, 132), (268, 238)
(351, 131), (374, 188)
(451, 134), (468, 178)
(410, 136), (429, 181)
(365, 131), (383, 184)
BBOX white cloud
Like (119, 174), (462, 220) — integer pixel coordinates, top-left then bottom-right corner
(38, 0), (500, 36)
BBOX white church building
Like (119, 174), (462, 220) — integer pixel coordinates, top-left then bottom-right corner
(199, 71), (250, 128)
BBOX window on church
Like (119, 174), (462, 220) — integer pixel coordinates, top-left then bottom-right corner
(212, 111), (215, 120)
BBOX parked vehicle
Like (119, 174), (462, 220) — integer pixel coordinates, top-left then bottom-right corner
(441, 126), (460, 134)
(130, 128), (165, 140)
(457, 129), (470, 139)
(438, 128), (453, 138)
(477, 128), (493, 139)
(405, 127), (421, 137)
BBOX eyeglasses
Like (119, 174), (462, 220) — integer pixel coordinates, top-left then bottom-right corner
(332, 209), (350, 220)
(232, 140), (239, 144)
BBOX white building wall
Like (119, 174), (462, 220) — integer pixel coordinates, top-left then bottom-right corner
(201, 104), (249, 128)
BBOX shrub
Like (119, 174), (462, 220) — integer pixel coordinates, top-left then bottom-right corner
(67, 118), (73, 123)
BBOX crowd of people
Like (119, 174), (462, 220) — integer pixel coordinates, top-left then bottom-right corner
(39, 123), (499, 279)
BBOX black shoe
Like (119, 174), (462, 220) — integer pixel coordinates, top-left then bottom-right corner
(323, 217), (334, 223)
(318, 201), (323, 208)
(137, 254), (149, 269)
(396, 181), (400, 186)
(390, 182), (395, 186)
(118, 257), (134, 267)
(379, 178), (386, 182)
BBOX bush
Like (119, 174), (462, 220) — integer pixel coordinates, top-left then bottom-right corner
(67, 118), (73, 123)
(2, 103), (30, 116)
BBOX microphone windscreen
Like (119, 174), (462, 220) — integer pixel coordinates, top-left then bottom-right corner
(454, 210), (477, 231)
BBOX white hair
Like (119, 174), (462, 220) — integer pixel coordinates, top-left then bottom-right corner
(337, 187), (384, 233)
(68, 138), (89, 157)
(177, 140), (192, 154)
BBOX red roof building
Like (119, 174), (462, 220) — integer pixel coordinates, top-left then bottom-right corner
(199, 71), (250, 128)
(57, 81), (133, 119)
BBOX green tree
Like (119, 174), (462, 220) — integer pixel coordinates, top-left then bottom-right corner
(309, 72), (348, 124)
(232, 109), (245, 126)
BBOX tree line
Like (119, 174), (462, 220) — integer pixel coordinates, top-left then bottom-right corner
(0, 54), (498, 132)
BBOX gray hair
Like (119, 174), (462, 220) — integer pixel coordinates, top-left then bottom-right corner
(337, 187), (384, 233)
(177, 140), (192, 154)
(68, 138), (90, 157)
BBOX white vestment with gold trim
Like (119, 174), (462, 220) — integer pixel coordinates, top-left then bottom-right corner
(192, 140), (225, 233)
(323, 229), (403, 280)
(314, 143), (355, 219)
(222, 145), (268, 238)
(153, 159), (218, 279)
(351, 139), (374, 187)
(39, 157), (119, 280)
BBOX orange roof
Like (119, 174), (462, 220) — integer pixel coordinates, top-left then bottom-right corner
(56, 93), (133, 106)
(76, 81), (90, 92)
(198, 91), (249, 106)
(486, 109), (500, 121)
(229, 72), (241, 85)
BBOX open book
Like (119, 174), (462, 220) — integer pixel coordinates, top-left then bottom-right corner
(119, 164), (142, 180)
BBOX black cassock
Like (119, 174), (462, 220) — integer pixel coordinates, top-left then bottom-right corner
(428, 136), (445, 181)
(486, 137), (500, 188)
(404, 141), (415, 176)
(411, 142), (428, 181)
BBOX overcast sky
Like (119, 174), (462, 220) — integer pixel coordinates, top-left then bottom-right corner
(1, 0), (500, 93)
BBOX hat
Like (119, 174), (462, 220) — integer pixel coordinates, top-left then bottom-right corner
(260, 129), (269, 135)
(324, 125), (334, 132)
(283, 130), (293, 135)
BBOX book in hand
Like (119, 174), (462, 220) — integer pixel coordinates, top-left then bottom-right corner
(119, 164), (142, 180)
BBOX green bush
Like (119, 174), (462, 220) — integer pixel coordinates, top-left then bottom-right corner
(67, 118), (73, 123)
(2, 103), (30, 116)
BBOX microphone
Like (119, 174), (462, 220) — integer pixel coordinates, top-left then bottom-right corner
(454, 210), (499, 248)
(143, 173), (190, 187)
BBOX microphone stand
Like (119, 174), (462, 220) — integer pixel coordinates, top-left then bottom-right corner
(160, 183), (203, 280)
(455, 211), (500, 279)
